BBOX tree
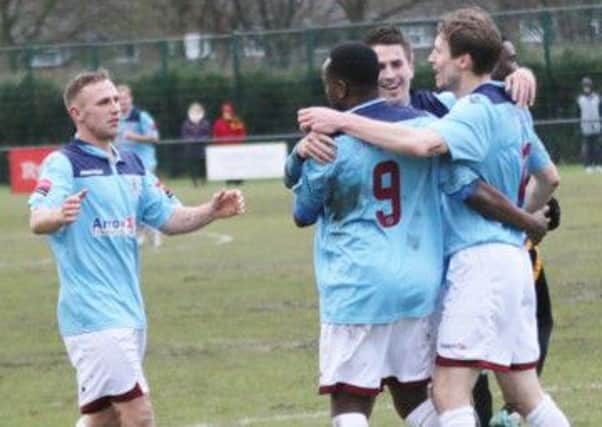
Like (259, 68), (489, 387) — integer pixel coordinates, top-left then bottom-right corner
(0, 0), (60, 46)
(335, 0), (422, 23)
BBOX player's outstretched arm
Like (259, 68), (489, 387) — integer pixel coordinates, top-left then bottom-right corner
(298, 107), (447, 157)
(466, 181), (549, 244)
(30, 189), (88, 235)
(160, 189), (245, 235)
(523, 164), (560, 213)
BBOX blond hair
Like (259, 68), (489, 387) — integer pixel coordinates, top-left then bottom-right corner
(63, 69), (110, 109)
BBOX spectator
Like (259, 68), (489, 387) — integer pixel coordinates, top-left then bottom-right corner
(181, 102), (211, 186)
(116, 84), (162, 247)
(116, 84), (159, 172)
(212, 102), (247, 185)
(577, 76), (602, 172)
(212, 102), (247, 144)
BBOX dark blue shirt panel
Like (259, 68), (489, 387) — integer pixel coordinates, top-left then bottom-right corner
(410, 90), (450, 118)
(472, 83), (514, 105)
(61, 139), (145, 178)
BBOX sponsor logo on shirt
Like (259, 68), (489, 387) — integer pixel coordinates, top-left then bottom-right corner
(91, 216), (136, 237)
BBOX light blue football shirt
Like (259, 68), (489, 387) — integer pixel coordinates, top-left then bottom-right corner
(117, 107), (159, 172)
(29, 138), (176, 336)
(283, 91), (457, 189)
(293, 99), (444, 324)
(429, 82), (552, 256)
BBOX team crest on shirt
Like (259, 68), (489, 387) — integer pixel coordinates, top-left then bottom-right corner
(34, 178), (52, 196)
(91, 216), (136, 237)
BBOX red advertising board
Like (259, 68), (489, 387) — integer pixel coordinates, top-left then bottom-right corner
(8, 146), (56, 193)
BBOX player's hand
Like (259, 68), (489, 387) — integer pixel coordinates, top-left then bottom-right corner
(298, 107), (344, 134)
(60, 189), (88, 225)
(546, 197), (561, 230)
(505, 67), (536, 107)
(298, 132), (336, 164)
(210, 189), (245, 219)
(527, 205), (550, 245)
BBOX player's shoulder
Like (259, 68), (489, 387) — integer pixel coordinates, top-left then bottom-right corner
(404, 113), (437, 128)
(434, 91), (457, 110)
(43, 149), (71, 170)
(448, 92), (497, 119)
(333, 133), (363, 158)
(139, 109), (156, 122)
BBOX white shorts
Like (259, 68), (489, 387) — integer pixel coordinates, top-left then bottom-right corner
(64, 328), (149, 413)
(319, 316), (435, 396)
(436, 243), (540, 371)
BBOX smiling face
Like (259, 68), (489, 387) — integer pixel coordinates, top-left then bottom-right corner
(372, 43), (414, 105)
(70, 79), (121, 142)
(428, 33), (462, 93)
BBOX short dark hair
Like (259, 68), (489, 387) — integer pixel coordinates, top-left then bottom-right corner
(63, 69), (110, 109)
(438, 7), (502, 75)
(328, 42), (379, 91)
(364, 26), (413, 63)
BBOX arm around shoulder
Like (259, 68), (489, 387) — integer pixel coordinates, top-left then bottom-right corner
(338, 113), (447, 157)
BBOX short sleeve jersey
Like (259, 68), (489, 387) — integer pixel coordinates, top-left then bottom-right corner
(117, 107), (159, 171)
(29, 138), (176, 336)
(293, 99), (444, 324)
(429, 82), (552, 256)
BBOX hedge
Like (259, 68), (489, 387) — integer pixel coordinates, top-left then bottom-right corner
(0, 52), (600, 181)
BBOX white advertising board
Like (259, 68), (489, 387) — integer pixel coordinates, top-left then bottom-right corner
(206, 142), (288, 181)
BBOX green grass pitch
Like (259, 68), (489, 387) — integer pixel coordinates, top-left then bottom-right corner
(0, 165), (600, 426)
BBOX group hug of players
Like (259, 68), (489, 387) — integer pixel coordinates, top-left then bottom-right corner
(285, 7), (568, 427)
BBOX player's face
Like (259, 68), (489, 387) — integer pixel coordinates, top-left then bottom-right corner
(428, 34), (461, 92)
(491, 40), (518, 80)
(75, 80), (121, 141)
(118, 87), (133, 115)
(321, 58), (339, 109)
(372, 44), (414, 105)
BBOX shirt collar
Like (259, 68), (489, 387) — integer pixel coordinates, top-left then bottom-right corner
(472, 80), (503, 93)
(347, 98), (386, 113)
(73, 137), (122, 163)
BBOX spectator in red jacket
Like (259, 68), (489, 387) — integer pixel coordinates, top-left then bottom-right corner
(212, 102), (247, 144)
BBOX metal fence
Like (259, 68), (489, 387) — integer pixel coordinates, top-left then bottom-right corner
(1, 5), (601, 84)
(0, 4), (601, 182)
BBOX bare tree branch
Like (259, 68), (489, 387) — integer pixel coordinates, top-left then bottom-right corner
(371, 1), (422, 22)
